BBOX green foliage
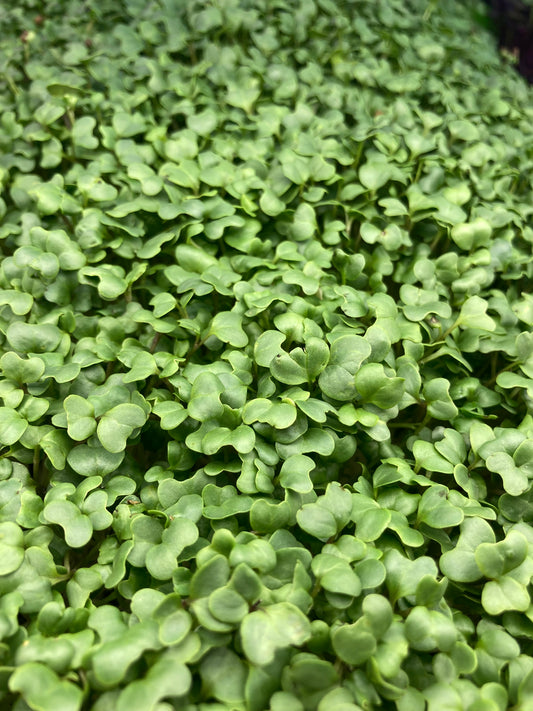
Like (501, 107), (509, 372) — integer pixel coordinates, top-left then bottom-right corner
(0, 0), (532, 709)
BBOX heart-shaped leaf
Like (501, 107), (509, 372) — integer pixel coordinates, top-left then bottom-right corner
(241, 602), (311, 666)
(9, 662), (83, 711)
(210, 311), (248, 347)
(243, 398), (297, 429)
(64, 395), (96, 441)
(0, 352), (45, 384)
(67, 444), (124, 478)
(97, 403), (147, 453)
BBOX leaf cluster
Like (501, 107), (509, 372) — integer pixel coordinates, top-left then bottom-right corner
(0, 0), (532, 710)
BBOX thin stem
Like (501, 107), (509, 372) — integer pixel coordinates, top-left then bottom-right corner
(418, 348), (446, 366)
(2, 71), (19, 95)
(429, 228), (444, 253)
(486, 361), (516, 387)
(33, 446), (40, 480)
(60, 214), (75, 233)
(413, 410), (431, 439)
(183, 335), (209, 365)
(33, 446), (50, 497)
(413, 160), (424, 184)
(441, 318), (461, 341)
(352, 139), (365, 169)
(311, 576), (321, 598)
(149, 332), (161, 354)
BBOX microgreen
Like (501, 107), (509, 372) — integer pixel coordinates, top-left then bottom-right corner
(0, 0), (532, 709)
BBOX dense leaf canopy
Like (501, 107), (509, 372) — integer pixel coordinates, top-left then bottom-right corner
(0, 0), (533, 709)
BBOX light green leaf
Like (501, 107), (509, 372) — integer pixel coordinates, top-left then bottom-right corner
(0, 407), (28, 445)
(152, 400), (188, 430)
(241, 602), (311, 666)
(41, 500), (92, 548)
(297, 504), (337, 542)
(354, 363), (405, 409)
(423, 378), (458, 421)
(279, 454), (315, 494)
(242, 398), (297, 429)
(97, 403), (147, 453)
(270, 351), (309, 385)
(200, 647), (246, 704)
(116, 654), (191, 711)
(458, 296), (496, 331)
(9, 662), (83, 711)
(64, 395), (96, 441)
(72, 116), (98, 150)
(67, 444), (125, 478)
(6, 322), (62, 354)
(210, 311), (248, 347)
(332, 621), (376, 666)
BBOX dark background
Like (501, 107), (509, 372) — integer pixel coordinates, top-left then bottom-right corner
(483, 0), (533, 82)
